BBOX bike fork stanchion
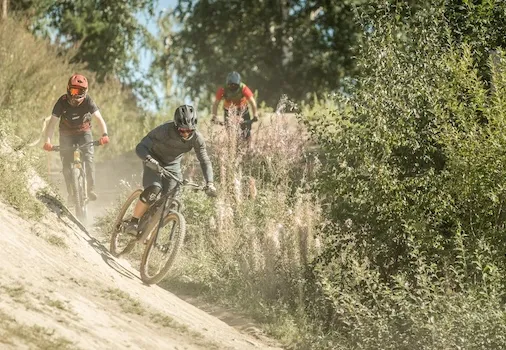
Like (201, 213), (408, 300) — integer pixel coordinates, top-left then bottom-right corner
(152, 195), (169, 244)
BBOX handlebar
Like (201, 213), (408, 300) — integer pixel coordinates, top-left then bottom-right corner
(144, 159), (207, 190)
(51, 140), (101, 152)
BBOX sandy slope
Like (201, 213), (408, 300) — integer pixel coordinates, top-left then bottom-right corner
(0, 195), (282, 350)
(1, 113), (298, 349)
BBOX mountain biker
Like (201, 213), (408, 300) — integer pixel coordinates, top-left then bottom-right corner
(43, 74), (109, 202)
(124, 104), (216, 235)
(211, 71), (259, 140)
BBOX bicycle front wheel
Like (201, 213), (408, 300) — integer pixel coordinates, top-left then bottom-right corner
(140, 211), (186, 285)
(110, 189), (142, 257)
(71, 168), (87, 222)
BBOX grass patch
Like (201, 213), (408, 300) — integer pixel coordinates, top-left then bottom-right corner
(46, 298), (69, 312)
(101, 288), (145, 316)
(0, 151), (45, 220)
(1, 285), (26, 300)
(0, 309), (76, 350)
(150, 312), (188, 331)
(101, 288), (222, 349)
(44, 234), (68, 249)
(150, 311), (222, 350)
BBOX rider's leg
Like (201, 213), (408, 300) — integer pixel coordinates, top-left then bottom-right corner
(242, 109), (252, 123)
(161, 170), (181, 210)
(59, 134), (75, 203)
(125, 185), (161, 235)
(223, 108), (230, 126)
(125, 165), (163, 235)
(81, 131), (97, 200)
(132, 200), (150, 218)
(240, 109), (252, 143)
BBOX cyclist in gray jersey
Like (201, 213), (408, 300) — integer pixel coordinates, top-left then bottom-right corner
(124, 105), (216, 235)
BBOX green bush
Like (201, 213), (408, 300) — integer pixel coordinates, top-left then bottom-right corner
(302, 2), (506, 349)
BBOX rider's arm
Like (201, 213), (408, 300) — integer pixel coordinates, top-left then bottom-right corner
(136, 135), (153, 160)
(211, 100), (220, 120)
(45, 97), (65, 143)
(247, 95), (258, 119)
(91, 110), (108, 135)
(243, 85), (258, 118)
(135, 124), (164, 160)
(44, 115), (60, 143)
(193, 133), (214, 183)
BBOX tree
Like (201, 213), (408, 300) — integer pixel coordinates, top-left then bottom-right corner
(9, 0), (52, 19)
(1, 0), (7, 20)
(444, 0), (506, 85)
(39, 0), (159, 86)
(165, 0), (363, 107)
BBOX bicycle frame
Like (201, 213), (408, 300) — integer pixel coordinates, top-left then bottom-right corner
(51, 140), (100, 220)
(137, 184), (179, 241)
(135, 166), (203, 245)
(110, 164), (211, 283)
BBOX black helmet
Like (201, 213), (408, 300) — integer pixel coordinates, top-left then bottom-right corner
(226, 71), (241, 93)
(174, 104), (198, 130)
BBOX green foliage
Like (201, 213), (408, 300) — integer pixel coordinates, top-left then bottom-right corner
(445, 0), (506, 83)
(46, 0), (156, 78)
(9, 0), (54, 29)
(301, 1), (506, 348)
(166, 0), (362, 106)
(12, 0), (161, 102)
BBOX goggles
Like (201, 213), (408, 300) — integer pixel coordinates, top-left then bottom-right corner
(178, 127), (194, 137)
(227, 83), (240, 90)
(69, 87), (86, 97)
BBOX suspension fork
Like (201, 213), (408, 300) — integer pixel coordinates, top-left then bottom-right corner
(153, 194), (171, 245)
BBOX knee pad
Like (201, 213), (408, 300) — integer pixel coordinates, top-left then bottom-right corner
(140, 185), (162, 204)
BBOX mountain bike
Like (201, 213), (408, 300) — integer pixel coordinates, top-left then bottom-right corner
(110, 163), (210, 285)
(51, 140), (101, 224)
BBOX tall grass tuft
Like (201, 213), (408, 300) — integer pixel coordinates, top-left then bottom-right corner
(162, 101), (321, 341)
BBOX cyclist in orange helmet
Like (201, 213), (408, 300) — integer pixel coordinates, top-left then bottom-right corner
(43, 74), (109, 202)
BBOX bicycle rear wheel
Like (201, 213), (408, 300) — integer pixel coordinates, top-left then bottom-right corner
(110, 189), (142, 258)
(140, 211), (186, 284)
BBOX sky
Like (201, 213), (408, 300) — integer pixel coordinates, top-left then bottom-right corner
(137, 0), (177, 79)
(136, 0), (197, 111)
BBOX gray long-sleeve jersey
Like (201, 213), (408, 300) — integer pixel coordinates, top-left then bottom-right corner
(135, 122), (214, 183)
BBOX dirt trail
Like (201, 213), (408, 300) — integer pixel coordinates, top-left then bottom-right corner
(0, 187), (282, 349)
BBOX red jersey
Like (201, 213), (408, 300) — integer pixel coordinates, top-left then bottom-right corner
(215, 84), (253, 110)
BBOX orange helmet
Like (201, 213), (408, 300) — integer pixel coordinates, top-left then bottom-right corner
(67, 74), (88, 106)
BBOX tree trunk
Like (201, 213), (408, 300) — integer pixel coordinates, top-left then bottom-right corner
(1, 0), (7, 20)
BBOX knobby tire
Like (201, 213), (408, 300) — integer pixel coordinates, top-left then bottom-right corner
(71, 168), (86, 223)
(110, 189), (142, 258)
(139, 211), (186, 285)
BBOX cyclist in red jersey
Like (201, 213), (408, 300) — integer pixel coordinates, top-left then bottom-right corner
(211, 71), (259, 139)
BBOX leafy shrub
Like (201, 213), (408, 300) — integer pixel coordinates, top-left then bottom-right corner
(301, 2), (506, 348)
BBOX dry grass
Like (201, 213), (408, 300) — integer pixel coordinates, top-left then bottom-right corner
(101, 288), (222, 349)
(44, 234), (68, 249)
(164, 98), (323, 345)
(0, 310), (76, 350)
(101, 288), (146, 316)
